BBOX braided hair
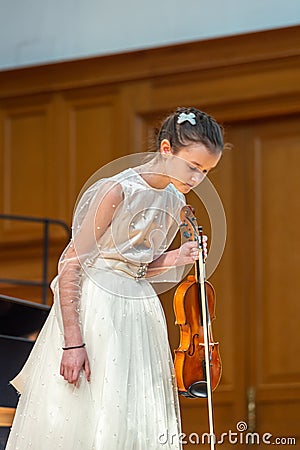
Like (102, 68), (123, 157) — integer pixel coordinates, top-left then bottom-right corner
(157, 107), (224, 155)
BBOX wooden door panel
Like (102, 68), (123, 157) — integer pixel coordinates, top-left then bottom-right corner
(255, 121), (300, 386)
(225, 116), (300, 447)
(250, 117), (300, 444)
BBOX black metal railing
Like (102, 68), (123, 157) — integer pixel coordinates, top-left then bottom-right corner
(0, 214), (71, 304)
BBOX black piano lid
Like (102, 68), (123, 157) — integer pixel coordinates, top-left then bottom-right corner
(0, 294), (50, 337)
(0, 295), (51, 411)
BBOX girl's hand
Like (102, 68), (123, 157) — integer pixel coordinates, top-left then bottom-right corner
(177, 236), (208, 265)
(60, 347), (91, 386)
(147, 236), (208, 275)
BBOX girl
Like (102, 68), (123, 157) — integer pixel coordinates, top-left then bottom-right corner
(6, 107), (223, 450)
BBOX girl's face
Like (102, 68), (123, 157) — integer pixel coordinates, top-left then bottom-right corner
(160, 140), (222, 194)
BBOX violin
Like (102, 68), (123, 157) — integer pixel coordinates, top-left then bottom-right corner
(173, 205), (222, 448)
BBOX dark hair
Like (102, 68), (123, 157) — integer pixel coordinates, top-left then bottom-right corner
(157, 107), (224, 154)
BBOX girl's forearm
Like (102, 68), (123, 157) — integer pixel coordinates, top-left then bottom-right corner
(146, 241), (199, 277)
(61, 311), (83, 347)
(146, 249), (180, 277)
(59, 259), (84, 347)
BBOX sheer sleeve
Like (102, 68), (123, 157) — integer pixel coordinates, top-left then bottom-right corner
(53, 179), (124, 345)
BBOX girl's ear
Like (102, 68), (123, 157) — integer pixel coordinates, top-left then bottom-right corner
(159, 139), (172, 156)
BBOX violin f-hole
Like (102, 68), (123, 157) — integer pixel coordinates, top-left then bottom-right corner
(188, 333), (199, 356)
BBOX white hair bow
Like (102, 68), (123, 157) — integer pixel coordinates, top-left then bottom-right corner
(177, 112), (196, 125)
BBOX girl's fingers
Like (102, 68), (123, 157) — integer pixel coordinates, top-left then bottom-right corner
(66, 368), (73, 383)
(71, 368), (80, 384)
(84, 359), (91, 382)
(60, 361), (90, 385)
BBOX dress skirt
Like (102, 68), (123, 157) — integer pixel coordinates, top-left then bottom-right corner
(5, 268), (182, 450)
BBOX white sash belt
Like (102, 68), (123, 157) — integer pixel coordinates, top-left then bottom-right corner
(86, 258), (149, 280)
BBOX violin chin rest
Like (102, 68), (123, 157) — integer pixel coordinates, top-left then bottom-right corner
(187, 381), (208, 399)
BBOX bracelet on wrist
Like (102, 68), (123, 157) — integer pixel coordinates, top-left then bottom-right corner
(62, 343), (86, 350)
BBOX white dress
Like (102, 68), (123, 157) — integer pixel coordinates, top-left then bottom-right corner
(5, 168), (187, 450)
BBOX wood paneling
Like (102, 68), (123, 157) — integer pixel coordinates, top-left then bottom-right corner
(219, 116), (300, 447)
(256, 120), (300, 387)
(0, 25), (300, 446)
(62, 91), (119, 207)
(249, 117), (300, 444)
(0, 99), (54, 237)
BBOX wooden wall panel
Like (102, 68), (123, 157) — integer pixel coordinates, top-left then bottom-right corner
(257, 119), (300, 387)
(250, 117), (300, 443)
(0, 99), (54, 239)
(63, 92), (119, 213)
(222, 116), (300, 447)
(150, 57), (300, 120)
